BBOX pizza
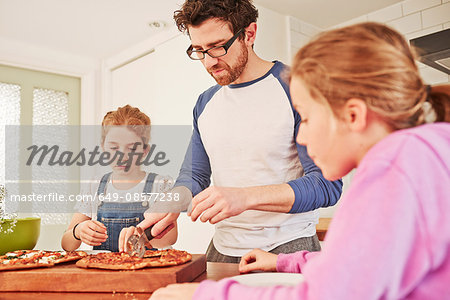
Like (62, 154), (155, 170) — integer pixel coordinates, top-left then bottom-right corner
(75, 249), (192, 270)
(0, 250), (87, 271)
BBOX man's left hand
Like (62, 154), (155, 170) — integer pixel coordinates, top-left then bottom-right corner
(150, 283), (200, 299)
(188, 186), (249, 224)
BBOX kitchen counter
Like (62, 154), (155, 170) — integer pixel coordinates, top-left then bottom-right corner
(316, 217), (332, 241)
(0, 260), (240, 299)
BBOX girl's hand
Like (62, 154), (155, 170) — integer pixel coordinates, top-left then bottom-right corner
(118, 226), (138, 252)
(150, 283), (199, 299)
(239, 248), (278, 274)
(118, 223), (176, 252)
(75, 220), (107, 246)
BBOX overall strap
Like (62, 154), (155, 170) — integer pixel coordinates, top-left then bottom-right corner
(97, 172), (112, 195)
(143, 173), (158, 194)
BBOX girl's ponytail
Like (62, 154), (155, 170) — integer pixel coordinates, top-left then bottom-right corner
(427, 85), (450, 123)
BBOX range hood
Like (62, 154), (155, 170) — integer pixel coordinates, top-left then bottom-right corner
(410, 28), (450, 75)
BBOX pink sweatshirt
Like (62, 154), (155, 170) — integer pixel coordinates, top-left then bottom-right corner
(194, 123), (450, 300)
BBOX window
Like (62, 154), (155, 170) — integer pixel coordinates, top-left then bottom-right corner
(0, 64), (80, 233)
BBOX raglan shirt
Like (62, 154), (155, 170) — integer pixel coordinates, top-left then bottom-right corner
(194, 123), (450, 299)
(175, 61), (342, 256)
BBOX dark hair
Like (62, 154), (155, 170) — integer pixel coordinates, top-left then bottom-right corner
(174, 0), (258, 37)
(291, 22), (450, 129)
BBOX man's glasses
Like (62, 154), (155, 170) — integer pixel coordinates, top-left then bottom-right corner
(186, 28), (244, 60)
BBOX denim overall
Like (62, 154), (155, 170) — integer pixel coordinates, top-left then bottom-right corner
(93, 172), (157, 252)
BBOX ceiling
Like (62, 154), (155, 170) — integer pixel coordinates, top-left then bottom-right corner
(0, 0), (403, 59)
(0, 0), (181, 59)
(254, 0), (404, 28)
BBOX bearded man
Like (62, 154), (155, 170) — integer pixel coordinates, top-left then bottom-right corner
(121, 0), (343, 264)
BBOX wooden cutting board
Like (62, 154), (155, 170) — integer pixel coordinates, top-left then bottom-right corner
(0, 254), (206, 293)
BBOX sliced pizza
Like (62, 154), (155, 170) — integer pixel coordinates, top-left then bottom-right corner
(76, 249), (192, 270)
(0, 250), (87, 271)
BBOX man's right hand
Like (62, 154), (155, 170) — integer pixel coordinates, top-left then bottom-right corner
(139, 212), (180, 238)
(136, 186), (190, 238)
(117, 212), (180, 252)
(74, 220), (108, 246)
(116, 186), (189, 251)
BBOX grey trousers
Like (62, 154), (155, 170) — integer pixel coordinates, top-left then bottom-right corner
(206, 234), (321, 263)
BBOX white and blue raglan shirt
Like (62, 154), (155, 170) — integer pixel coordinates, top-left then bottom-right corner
(176, 61), (343, 256)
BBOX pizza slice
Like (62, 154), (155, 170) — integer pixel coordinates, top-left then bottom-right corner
(75, 249), (192, 270)
(76, 252), (150, 270)
(40, 250), (88, 264)
(0, 250), (87, 271)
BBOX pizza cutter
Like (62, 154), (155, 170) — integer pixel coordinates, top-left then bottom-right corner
(126, 225), (155, 258)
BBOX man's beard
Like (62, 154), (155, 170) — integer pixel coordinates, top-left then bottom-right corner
(207, 43), (248, 86)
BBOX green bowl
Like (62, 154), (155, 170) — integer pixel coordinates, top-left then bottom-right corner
(0, 217), (41, 255)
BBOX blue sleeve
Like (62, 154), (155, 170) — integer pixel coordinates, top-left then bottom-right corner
(174, 86), (221, 196)
(271, 61), (342, 213)
(287, 109), (343, 213)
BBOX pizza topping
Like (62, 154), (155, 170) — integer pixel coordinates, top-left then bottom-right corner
(39, 255), (57, 264)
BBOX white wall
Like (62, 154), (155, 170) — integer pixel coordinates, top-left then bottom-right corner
(338, 0), (450, 85)
(288, 17), (322, 64)
(289, 0), (450, 85)
(111, 34), (214, 125)
(254, 5), (290, 64)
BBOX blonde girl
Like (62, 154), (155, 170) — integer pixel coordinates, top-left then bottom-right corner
(150, 22), (450, 300)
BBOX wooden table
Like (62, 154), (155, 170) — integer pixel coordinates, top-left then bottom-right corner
(316, 218), (332, 241)
(0, 261), (240, 299)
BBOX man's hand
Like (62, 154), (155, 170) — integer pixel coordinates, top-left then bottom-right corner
(188, 186), (249, 224)
(117, 213), (179, 252)
(75, 220), (108, 246)
(150, 283), (200, 300)
(140, 212), (179, 237)
(239, 248), (278, 274)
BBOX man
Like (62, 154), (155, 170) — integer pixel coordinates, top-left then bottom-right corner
(120, 0), (342, 263)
